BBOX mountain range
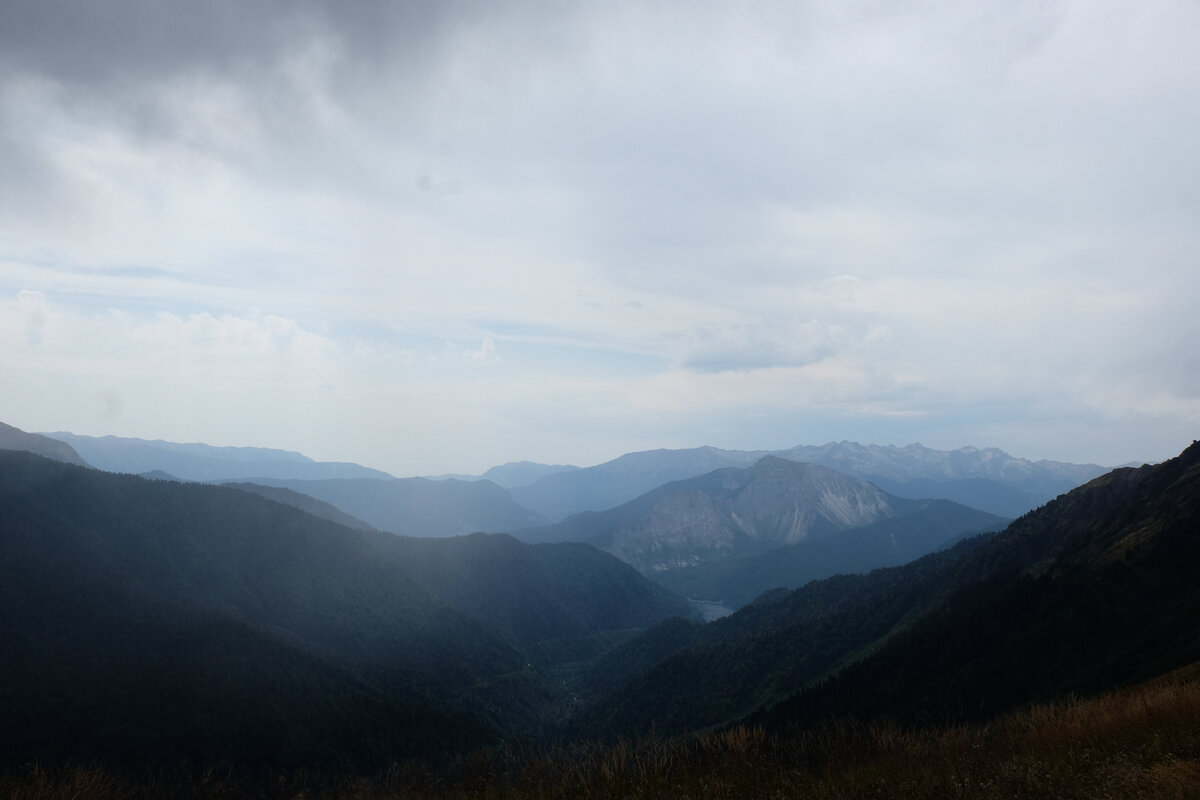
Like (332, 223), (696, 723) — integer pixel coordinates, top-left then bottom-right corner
(2, 419), (1197, 787)
(570, 439), (1200, 739)
(35, 429), (1108, 537)
(43, 431), (394, 481)
(517, 456), (1006, 607)
(509, 442), (1108, 520)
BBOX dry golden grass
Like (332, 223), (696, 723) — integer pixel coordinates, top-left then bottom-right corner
(6, 662), (1200, 799)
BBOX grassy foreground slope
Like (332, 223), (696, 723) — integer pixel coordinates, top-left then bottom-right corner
(6, 660), (1200, 799)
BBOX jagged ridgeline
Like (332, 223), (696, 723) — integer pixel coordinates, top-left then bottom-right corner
(0, 450), (695, 770)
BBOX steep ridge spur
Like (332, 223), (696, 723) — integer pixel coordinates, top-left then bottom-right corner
(767, 438), (1200, 728)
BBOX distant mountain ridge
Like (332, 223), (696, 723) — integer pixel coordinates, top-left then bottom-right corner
(43, 432), (394, 481)
(33, 427), (1109, 536)
(481, 460), (581, 488)
(236, 476), (549, 537)
(510, 441), (1108, 520)
(222, 482), (378, 531)
(517, 456), (1005, 606)
(0, 422), (88, 466)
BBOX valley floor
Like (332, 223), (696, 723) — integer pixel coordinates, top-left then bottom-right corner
(7, 661), (1200, 800)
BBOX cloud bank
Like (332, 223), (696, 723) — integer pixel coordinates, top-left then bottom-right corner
(2, 0), (1197, 474)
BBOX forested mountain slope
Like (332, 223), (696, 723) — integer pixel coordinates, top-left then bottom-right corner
(0, 450), (693, 769)
(764, 438), (1200, 728)
(237, 475), (548, 537)
(570, 535), (994, 738)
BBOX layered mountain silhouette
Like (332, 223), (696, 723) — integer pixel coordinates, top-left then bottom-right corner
(43, 432), (393, 481)
(510, 442), (1106, 521)
(35, 429), (1107, 539)
(0, 450), (693, 769)
(0, 421), (88, 466)
(570, 440), (1200, 739)
(517, 456), (1005, 606)
(233, 475), (549, 537)
(3, 419), (1195, 784)
(481, 460), (580, 488)
(222, 481), (378, 531)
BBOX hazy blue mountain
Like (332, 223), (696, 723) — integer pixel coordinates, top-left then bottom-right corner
(0, 421), (88, 465)
(0, 450), (696, 768)
(43, 431), (393, 481)
(777, 441), (1108, 516)
(865, 475), (1045, 519)
(480, 460), (581, 488)
(223, 481), (378, 531)
(652, 497), (1007, 607)
(572, 440), (1200, 740)
(509, 441), (1107, 522)
(511, 446), (766, 521)
(516, 457), (1003, 606)
(238, 475), (548, 537)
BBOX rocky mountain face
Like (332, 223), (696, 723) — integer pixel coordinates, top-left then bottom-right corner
(595, 458), (900, 573)
(653, 498), (1007, 607)
(517, 457), (1001, 604)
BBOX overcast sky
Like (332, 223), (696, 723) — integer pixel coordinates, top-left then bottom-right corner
(2, 0), (1197, 476)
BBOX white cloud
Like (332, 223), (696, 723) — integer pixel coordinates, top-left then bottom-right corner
(0, 0), (1197, 472)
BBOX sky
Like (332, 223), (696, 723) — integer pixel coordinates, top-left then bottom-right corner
(1, 0), (1198, 477)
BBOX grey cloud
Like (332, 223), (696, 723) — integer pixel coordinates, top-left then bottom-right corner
(0, 0), (296, 83)
(675, 320), (853, 373)
(0, 1), (463, 83)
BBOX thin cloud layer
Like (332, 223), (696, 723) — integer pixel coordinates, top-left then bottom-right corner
(1, 0), (1197, 474)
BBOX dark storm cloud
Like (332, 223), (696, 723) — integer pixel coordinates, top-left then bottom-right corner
(0, 0), (573, 97)
(0, 1), (461, 82)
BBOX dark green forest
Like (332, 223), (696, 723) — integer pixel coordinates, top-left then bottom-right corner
(0, 450), (692, 768)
